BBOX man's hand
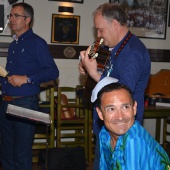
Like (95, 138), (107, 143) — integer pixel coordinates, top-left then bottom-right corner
(78, 46), (101, 82)
(8, 75), (27, 87)
(78, 61), (86, 75)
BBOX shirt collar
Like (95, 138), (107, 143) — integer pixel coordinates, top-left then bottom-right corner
(100, 120), (138, 150)
(12, 28), (33, 41)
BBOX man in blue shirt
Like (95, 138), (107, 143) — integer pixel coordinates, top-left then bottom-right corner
(92, 77), (170, 170)
(0, 3), (59, 170)
(78, 3), (151, 169)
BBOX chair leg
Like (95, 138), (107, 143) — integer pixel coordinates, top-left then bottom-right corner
(163, 118), (167, 149)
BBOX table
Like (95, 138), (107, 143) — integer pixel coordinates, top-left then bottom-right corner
(144, 106), (170, 145)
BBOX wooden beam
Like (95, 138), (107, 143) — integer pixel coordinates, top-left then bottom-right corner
(0, 42), (170, 62)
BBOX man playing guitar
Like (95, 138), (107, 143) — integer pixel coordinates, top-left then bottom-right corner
(78, 3), (151, 170)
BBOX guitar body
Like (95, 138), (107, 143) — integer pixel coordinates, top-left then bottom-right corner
(82, 32), (133, 102)
(83, 43), (111, 102)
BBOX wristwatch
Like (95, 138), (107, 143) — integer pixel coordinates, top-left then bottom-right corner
(27, 76), (31, 84)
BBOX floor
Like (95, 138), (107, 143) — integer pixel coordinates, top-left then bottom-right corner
(32, 162), (93, 170)
(31, 149), (94, 170)
(0, 162), (93, 170)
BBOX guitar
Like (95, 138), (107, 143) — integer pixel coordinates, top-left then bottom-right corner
(83, 37), (111, 102)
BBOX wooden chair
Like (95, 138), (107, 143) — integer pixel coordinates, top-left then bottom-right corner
(145, 69), (170, 151)
(32, 81), (57, 162)
(145, 69), (170, 97)
(88, 106), (96, 164)
(164, 114), (170, 154)
(55, 86), (89, 161)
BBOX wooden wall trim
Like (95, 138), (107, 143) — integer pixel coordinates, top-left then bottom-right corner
(0, 42), (170, 62)
(0, 43), (9, 58)
(48, 44), (86, 59)
(148, 49), (170, 62)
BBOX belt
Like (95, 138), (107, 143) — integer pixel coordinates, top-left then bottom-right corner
(2, 95), (23, 101)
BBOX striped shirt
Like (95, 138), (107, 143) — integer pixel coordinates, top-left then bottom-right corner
(99, 121), (170, 170)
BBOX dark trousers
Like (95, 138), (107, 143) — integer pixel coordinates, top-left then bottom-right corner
(0, 95), (39, 170)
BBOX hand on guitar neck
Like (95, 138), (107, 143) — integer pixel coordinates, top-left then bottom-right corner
(78, 37), (110, 101)
(79, 47), (100, 82)
(79, 37), (105, 81)
(88, 37), (104, 59)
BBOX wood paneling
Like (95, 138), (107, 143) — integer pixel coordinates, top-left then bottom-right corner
(0, 42), (170, 62)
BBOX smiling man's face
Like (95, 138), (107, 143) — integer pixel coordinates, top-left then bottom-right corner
(96, 89), (137, 138)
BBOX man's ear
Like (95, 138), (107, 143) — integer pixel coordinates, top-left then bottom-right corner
(96, 107), (104, 121)
(111, 19), (119, 30)
(26, 17), (31, 26)
(133, 101), (137, 116)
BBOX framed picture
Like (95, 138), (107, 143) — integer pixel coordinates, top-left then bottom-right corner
(48, 0), (83, 4)
(0, 0), (24, 36)
(51, 14), (80, 44)
(168, 2), (170, 27)
(109, 0), (168, 39)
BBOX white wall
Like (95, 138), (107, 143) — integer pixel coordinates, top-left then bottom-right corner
(0, 0), (170, 139)
(1, 0), (170, 84)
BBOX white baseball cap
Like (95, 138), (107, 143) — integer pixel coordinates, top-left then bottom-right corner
(91, 77), (118, 102)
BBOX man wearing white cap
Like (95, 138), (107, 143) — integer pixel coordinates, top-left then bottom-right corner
(91, 77), (170, 169)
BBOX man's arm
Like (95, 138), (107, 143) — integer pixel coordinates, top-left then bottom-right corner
(28, 38), (59, 84)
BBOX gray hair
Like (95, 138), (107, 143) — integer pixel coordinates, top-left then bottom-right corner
(12, 2), (34, 26)
(92, 3), (127, 26)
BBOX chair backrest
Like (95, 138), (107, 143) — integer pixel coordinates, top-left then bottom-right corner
(56, 86), (84, 120)
(55, 93), (74, 119)
(145, 69), (170, 96)
(55, 86), (89, 161)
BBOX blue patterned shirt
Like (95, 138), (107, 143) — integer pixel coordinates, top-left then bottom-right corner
(99, 121), (170, 170)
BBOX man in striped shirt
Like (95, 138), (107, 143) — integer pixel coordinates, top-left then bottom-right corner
(92, 77), (170, 170)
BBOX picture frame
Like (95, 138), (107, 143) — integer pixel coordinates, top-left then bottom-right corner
(48, 0), (83, 4)
(0, 0), (24, 36)
(109, 0), (168, 39)
(51, 14), (80, 44)
(168, 2), (170, 27)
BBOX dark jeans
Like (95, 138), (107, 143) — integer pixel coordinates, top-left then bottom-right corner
(0, 95), (39, 170)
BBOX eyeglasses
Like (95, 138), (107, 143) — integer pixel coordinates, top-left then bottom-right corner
(7, 13), (28, 19)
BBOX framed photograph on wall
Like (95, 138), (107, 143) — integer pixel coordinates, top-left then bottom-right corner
(168, 2), (170, 27)
(109, 0), (168, 39)
(0, 0), (24, 36)
(48, 0), (83, 4)
(51, 14), (80, 44)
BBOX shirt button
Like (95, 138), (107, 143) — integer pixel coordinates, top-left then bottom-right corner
(13, 51), (15, 53)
